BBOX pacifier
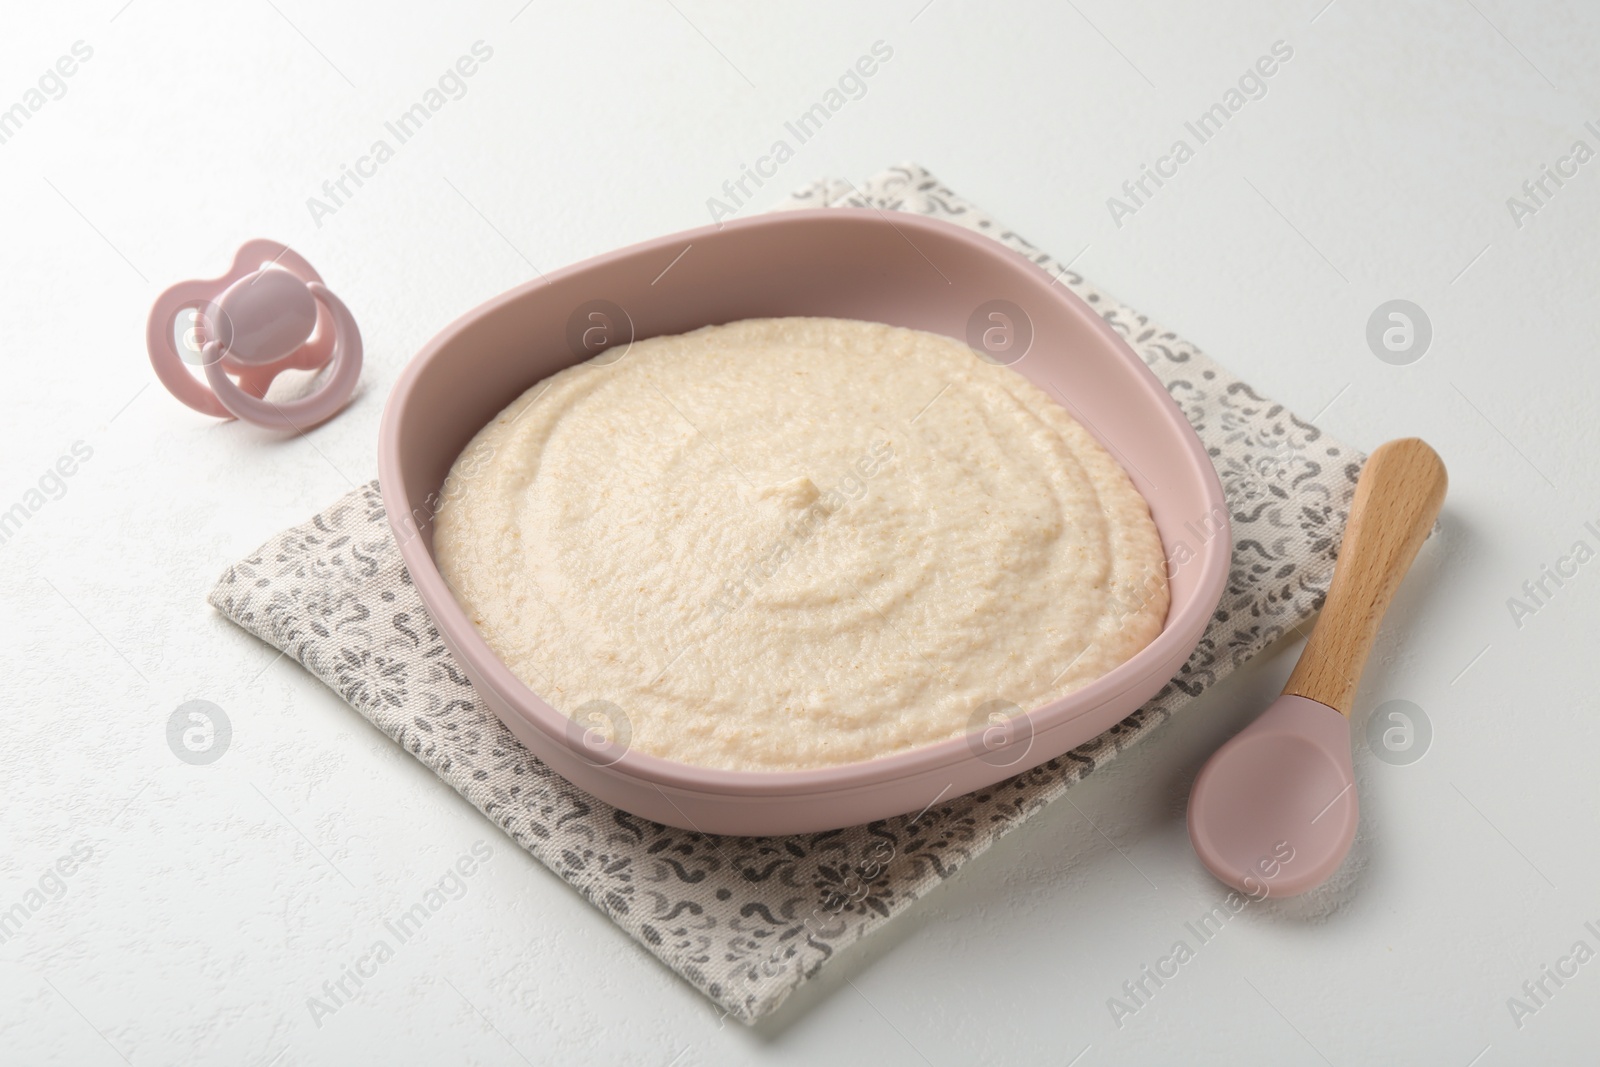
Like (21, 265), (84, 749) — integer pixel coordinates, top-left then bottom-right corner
(146, 240), (362, 429)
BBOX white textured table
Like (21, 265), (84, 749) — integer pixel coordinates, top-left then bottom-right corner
(2, 2), (1596, 1063)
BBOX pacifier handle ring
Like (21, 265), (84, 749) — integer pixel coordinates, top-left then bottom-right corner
(203, 281), (362, 430)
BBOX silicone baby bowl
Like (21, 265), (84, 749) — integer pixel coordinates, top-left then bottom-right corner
(378, 209), (1229, 835)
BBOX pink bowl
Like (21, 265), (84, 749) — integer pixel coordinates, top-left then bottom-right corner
(378, 209), (1228, 835)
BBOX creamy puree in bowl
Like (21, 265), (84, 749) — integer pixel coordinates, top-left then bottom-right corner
(433, 317), (1169, 772)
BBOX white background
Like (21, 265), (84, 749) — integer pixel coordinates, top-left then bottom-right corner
(2, 1), (1597, 1063)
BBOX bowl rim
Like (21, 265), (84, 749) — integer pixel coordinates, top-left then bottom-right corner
(378, 208), (1229, 798)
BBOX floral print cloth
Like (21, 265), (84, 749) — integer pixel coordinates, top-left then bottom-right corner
(209, 164), (1360, 1023)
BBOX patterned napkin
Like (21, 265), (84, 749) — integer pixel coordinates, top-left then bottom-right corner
(209, 164), (1361, 1024)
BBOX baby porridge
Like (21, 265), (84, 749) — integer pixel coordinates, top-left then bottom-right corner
(433, 317), (1168, 771)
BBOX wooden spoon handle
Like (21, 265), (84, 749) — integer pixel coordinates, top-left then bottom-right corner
(1282, 437), (1448, 716)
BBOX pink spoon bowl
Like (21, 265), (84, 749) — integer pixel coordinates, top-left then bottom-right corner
(1187, 695), (1359, 897)
(378, 209), (1229, 835)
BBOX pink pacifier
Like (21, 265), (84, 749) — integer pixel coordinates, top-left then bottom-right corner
(146, 240), (362, 429)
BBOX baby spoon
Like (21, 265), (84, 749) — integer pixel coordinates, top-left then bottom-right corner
(1187, 437), (1447, 897)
